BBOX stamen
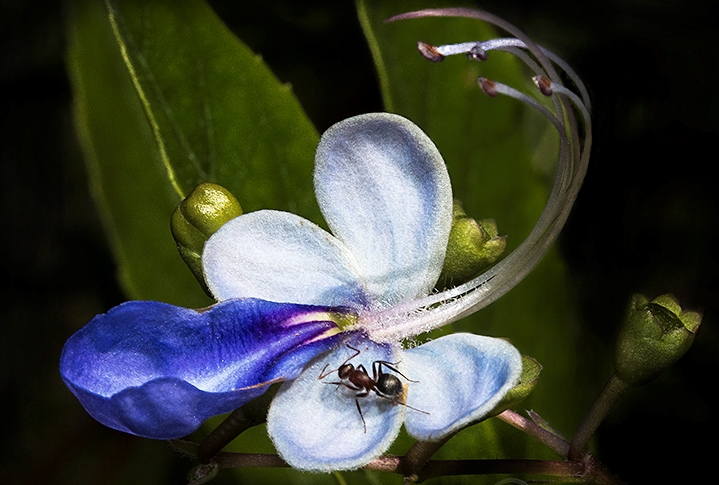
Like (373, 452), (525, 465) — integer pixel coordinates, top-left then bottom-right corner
(411, 37), (592, 112)
(477, 77), (497, 97)
(417, 42), (445, 62)
(368, 8), (593, 342)
(434, 38), (526, 57)
(434, 41), (479, 57)
(533, 75), (554, 96)
(467, 44), (487, 61)
(533, 76), (592, 127)
(482, 80), (563, 131)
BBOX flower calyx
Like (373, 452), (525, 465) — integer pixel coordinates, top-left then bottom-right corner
(488, 355), (542, 418)
(615, 294), (701, 386)
(438, 200), (506, 289)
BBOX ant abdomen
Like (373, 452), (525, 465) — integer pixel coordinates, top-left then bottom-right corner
(376, 373), (403, 397)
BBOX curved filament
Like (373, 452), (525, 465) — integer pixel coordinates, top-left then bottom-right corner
(366, 8), (592, 341)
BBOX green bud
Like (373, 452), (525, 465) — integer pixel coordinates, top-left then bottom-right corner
(615, 294), (702, 386)
(171, 183), (242, 291)
(488, 355), (542, 418)
(438, 200), (506, 288)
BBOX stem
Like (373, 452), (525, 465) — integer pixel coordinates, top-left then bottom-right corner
(175, 442), (623, 484)
(197, 408), (257, 463)
(497, 409), (569, 456)
(208, 451), (622, 484)
(364, 455), (401, 473)
(401, 435), (452, 480)
(418, 459), (584, 482)
(197, 384), (279, 463)
(213, 452), (289, 468)
(569, 374), (631, 460)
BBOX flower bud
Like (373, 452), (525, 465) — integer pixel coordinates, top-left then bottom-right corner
(438, 200), (506, 288)
(615, 294), (701, 386)
(171, 183), (242, 290)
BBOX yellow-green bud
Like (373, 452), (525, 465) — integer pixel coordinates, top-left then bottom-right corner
(438, 200), (506, 288)
(615, 294), (701, 386)
(171, 183), (242, 292)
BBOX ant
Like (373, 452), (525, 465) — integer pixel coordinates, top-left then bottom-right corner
(318, 344), (428, 433)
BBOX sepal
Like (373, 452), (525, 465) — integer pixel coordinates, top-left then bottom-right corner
(615, 294), (701, 386)
(487, 355), (542, 417)
(438, 201), (506, 288)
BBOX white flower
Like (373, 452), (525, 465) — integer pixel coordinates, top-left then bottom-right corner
(202, 113), (522, 471)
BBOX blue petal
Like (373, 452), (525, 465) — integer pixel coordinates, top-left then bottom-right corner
(402, 333), (522, 440)
(203, 210), (370, 310)
(267, 335), (404, 471)
(314, 113), (453, 308)
(60, 299), (343, 439)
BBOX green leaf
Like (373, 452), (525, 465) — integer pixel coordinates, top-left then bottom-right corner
(67, 0), (320, 306)
(358, 0), (593, 466)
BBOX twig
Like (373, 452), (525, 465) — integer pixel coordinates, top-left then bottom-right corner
(569, 375), (630, 460)
(497, 409), (570, 456)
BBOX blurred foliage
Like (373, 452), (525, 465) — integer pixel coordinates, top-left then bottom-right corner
(67, 0), (322, 307)
(2, 0), (718, 484)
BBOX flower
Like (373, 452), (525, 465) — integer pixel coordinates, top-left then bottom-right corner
(201, 113), (523, 470)
(63, 4), (595, 472)
(60, 113), (522, 471)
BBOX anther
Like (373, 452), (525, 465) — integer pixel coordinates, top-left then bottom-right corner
(533, 76), (553, 96)
(466, 44), (487, 61)
(478, 77), (498, 97)
(417, 41), (445, 62)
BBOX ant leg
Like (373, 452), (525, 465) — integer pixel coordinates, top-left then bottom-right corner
(354, 399), (367, 433)
(374, 360), (418, 382)
(322, 381), (364, 393)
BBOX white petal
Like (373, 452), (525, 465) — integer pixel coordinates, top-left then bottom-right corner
(403, 333), (522, 441)
(203, 210), (369, 309)
(314, 113), (453, 308)
(267, 336), (405, 472)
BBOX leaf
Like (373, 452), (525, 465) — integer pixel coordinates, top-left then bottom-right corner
(67, 0), (320, 306)
(358, 0), (592, 465)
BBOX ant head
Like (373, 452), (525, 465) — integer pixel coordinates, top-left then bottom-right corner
(376, 373), (403, 398)
(338, 363), (354, 379)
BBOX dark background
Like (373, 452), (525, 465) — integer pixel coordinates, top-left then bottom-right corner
(2, 0), (717, 483)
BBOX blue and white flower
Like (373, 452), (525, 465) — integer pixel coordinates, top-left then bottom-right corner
(61, 113), (523, 471)
(61, 3), (596, 469)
